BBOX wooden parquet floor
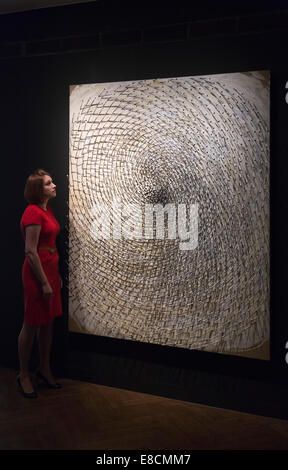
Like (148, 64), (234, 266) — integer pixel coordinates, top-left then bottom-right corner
(1, 366), (288, 450)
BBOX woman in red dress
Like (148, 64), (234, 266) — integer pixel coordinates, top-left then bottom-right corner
(18, 169), (63, 398)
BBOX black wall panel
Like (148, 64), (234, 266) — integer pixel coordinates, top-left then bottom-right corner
(1, 3), (288, 419)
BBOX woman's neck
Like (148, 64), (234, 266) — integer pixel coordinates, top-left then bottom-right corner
(37, 202), (48, 211)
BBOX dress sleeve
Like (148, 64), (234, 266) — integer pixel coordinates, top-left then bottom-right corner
(22, 205), (43, 227)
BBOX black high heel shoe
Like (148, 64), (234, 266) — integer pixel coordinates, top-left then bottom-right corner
(17, 375), (38, 399)
(35, 370), (62, 389)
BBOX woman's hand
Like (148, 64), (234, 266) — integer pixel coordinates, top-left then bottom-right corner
(42, 281), (53, 299)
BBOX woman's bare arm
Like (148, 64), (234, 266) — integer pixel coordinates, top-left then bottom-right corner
(25, 225), (52, 298)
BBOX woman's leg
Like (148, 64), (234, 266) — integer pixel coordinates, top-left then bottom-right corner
(18, 322), (37, 393)
(37, 320), (57, 384)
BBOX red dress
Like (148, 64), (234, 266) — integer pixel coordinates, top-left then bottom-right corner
(20, 204), (62, 326)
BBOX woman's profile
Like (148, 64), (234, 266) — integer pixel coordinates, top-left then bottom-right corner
(18, 169), (63, 398)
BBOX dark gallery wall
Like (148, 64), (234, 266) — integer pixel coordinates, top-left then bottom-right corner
(1, 0), (288, 419)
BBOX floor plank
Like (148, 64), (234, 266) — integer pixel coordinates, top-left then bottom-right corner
(1, 366), (288, 450)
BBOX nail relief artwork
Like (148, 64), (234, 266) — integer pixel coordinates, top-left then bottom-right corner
(69, 71), (270, 359)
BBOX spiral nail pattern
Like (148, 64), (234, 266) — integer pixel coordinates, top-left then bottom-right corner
(69, 71), (270, 356)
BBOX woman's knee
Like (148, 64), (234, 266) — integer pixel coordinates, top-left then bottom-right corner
(20, 322), (37, 337)
(38, 320), (54, 334)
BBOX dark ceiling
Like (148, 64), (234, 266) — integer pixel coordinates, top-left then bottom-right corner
(0, 0), (96, 15)
(0, 0), (287, 44)
(0, 0), (287, 16)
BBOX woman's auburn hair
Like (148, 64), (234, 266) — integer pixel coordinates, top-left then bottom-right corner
(24, 169), (51, 204)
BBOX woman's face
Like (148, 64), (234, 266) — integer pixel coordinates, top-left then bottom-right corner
(43, 174), (56, 200)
